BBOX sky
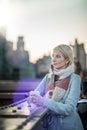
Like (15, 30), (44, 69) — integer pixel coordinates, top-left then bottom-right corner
(0, 0), (87, 63)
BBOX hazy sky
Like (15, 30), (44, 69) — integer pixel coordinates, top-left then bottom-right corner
(0, 0), (87, 63)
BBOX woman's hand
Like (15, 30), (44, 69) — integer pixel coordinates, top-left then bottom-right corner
(29, 91), (44, 106)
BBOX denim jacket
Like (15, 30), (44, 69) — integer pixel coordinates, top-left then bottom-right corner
(35, 73), (84, 130)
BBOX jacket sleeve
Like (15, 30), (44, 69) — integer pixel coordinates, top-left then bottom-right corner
(35, 74), (48, 96)
(43, 74), (81, 116)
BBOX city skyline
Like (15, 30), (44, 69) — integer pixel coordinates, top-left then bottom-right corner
(0, 0), (87, 63)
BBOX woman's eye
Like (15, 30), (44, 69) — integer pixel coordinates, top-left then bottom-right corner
(56, 55), (61, 58)
(51, 54), (61, 58)
(51, 54), (54, 57)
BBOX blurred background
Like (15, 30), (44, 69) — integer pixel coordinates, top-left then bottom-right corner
(0, 0), (87, 105)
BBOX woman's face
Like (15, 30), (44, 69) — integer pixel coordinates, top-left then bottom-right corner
(51, 51), (68, 69)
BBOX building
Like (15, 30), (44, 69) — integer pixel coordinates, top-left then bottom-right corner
(0, 28), (7, 79)
(70, 38), (86, 70)
(35, 55), (51, 78)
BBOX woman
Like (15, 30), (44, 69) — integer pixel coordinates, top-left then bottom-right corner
(29, 44), (84, 130)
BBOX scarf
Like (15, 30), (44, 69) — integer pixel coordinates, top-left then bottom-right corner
(53, 64), (75, 79)
(45, 64), (74, 101)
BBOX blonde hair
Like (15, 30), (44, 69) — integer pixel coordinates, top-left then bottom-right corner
(53, 44), (74, 65)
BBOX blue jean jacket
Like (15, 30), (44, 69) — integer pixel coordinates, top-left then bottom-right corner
(35, 73), (84, 130)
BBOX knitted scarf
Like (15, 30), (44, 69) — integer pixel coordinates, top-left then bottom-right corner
(45, 64), (74, 101)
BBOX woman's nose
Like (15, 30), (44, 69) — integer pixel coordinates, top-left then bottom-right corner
(52, 58), (56, 62)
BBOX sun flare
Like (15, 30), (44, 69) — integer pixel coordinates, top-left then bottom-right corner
(0, 1), (12, 27)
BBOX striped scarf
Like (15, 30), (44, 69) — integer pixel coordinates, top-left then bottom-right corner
(45, 64), (74, 101)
